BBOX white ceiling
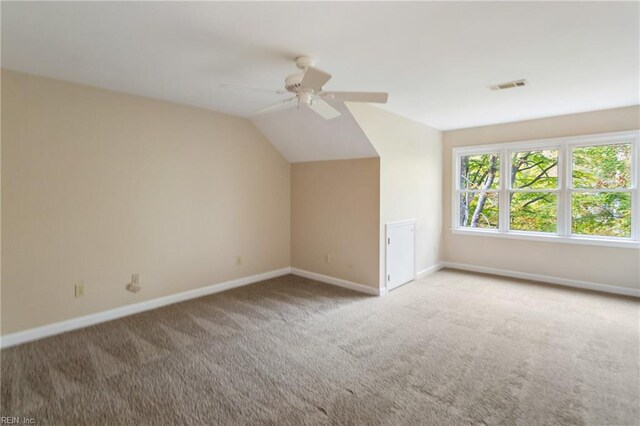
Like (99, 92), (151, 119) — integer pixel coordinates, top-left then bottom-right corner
(2, 2), (638, 130)
(252, 102), (377, 163)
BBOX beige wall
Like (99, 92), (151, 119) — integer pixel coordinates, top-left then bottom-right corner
(1, 70), (291, 334)
(347, 103), (443, 289)
(291, 158), (380, 289)
(443, 106), (640, 291)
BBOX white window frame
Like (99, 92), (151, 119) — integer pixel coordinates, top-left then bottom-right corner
(452, 130), (640, 249)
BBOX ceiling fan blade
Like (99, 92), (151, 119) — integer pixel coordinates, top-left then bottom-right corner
(309, 98), (341, 120)
(253, 97), (297, 115)
(321, 91), (388, 103)
(300, 66), (332, 91)
(220, 83), (287, 95)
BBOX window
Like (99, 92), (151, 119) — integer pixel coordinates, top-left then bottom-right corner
(571, 143), (632, 238)
(459, 153), (500, 229)
(453, 131), (639, 248)
(510, 149), (558, 233)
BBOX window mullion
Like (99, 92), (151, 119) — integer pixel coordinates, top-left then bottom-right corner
(569, 188), (633, 193)
(510, 189), (559, 193)
(499, 147), (508, 233)
(633, 139), (639, 241)
(559, 144), (570, 237)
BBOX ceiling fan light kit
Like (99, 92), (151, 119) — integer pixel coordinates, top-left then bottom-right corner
(221, 55), (389, 120)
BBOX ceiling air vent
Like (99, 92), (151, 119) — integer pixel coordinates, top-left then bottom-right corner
(489, 79), (528, 91)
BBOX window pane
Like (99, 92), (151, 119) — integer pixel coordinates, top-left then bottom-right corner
(572, 192), (631, 237)
(459, 192), (499, 229)
(460, 153), (500, 190)
(510, 192), (557, 233)
(511, 150), (558, 189)
(572, 143), (632, 189)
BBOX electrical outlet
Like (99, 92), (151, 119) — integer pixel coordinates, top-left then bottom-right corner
(75, 282), (85, 298)
(236, 256), (242, 266)
(325, 254), (331, 264)
(127, 274), (141, 293)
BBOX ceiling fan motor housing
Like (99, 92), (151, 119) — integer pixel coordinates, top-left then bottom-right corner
(286, 56), (318, 93)
(285, 72), (304, 93)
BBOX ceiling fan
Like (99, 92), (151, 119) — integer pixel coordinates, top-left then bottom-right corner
(221, 56), (388, 120)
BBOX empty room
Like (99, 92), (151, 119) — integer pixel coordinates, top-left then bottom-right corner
(1, 1), (638, 425)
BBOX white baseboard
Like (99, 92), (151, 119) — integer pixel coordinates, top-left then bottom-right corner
(290, 268), (381, 296)
(441, 261), (640, 298)
(0, 267), (292, 349)
(417, 263), (444, 279)
(8, 261), (631, 349)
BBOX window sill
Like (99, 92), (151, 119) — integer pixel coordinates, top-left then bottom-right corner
(450, 228), (640, 249)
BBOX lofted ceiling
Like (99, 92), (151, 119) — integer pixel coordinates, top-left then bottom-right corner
(2, 1), (638, 132)
(251, 101), (377, 163)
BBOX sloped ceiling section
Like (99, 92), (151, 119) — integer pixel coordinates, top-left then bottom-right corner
(250, 101), (378, 163)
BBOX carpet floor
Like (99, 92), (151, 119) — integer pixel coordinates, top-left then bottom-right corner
(1, 270), (639, 425)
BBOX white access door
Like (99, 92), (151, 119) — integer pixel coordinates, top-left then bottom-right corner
(386, 220), (416, 291)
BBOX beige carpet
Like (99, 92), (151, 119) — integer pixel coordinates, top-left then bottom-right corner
(1, 270), (639, 425)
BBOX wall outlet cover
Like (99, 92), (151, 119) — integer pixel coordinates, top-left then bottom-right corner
(126, 283), (141, 293)
(74, 282), (85, 298)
